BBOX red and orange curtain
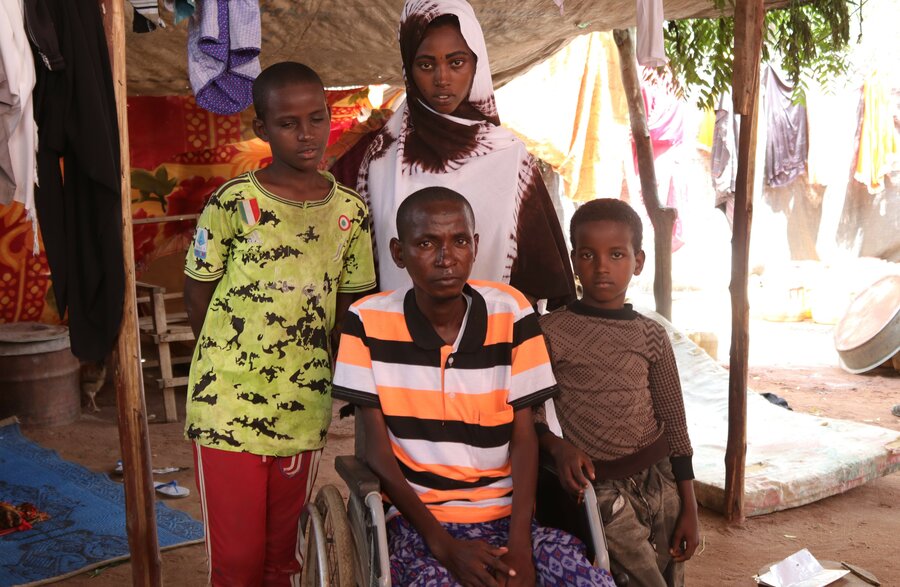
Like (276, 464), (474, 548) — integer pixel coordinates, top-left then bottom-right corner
(0, 89), (381, 325)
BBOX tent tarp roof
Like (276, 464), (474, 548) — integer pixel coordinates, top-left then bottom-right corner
(126, 0), (789, 95)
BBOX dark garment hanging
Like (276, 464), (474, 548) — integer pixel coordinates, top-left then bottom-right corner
(22, 0), (64, 71)
(26, 0), (124, 361)
(765, 66), (808, 187)
(132, 8), (158, 33)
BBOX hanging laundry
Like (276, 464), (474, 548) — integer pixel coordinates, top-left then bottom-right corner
(132, 9), (158, 33)
(764, 66), (808, 187)
(711, 91), (739, 224)
(806, 85), (862, 187)
(22, 0), (64, 72)
(631, 74), (686, 250)
(854, 70), (899, 194)
(129, 0), (166, 33)
(639, 74), (684, 156)
(0, 0), (39, 251)
(696, 107), (715, 151)
(636, 0), (667, 67)
(163, 0), (196, 25)
(188, 0), (261, 115)
(26, 0), (124, 362)
(495, 32), (631, 203)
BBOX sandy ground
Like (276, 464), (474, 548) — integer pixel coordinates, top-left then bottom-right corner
(18, 316), (900, 586)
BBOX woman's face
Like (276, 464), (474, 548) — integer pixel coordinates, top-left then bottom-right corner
(411, 23), (476, 115)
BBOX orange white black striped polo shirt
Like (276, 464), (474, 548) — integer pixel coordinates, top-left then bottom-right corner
(333, 280), (559, 524)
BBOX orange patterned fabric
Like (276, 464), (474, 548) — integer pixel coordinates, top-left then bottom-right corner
(131, 139), (273, 271)
(0, 91), (375, 325)
(128, 95), (244, 170)
(0, 202), (56, 324)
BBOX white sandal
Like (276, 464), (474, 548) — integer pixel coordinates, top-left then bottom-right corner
(154, 480), (190, 498)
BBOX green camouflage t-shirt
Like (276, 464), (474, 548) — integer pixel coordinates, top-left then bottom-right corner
(184, 170), (376, 455)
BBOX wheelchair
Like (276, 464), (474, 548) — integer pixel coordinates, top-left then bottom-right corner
(300, 414), (615, 587)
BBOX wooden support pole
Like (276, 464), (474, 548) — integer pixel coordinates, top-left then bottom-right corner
(724, 0), (765, 523)
(613, 28), (675, 321)
(100, 0), (163, 582)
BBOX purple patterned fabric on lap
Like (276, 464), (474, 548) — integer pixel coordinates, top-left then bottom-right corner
(387, 515), (617, 586)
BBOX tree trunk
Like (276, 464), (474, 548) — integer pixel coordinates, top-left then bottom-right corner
(724, 0), (765, 524)
(100, 0), (163, 582)
(613, 28), (675, 321)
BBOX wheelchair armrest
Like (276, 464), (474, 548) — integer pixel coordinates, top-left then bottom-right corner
(581, 482), (611, 571)
(537, 451), (611, 572)
(335, 455), (382, 498)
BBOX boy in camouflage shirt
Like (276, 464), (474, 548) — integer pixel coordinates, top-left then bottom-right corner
(183, 62), (375, 585)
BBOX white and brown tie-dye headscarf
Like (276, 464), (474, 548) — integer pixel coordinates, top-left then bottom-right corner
(358, 0), (574, 305)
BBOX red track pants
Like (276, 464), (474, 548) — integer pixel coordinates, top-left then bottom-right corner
(193, 443), (322, 586)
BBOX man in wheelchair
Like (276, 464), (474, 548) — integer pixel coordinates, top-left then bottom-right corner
(333, 188), (616, 586)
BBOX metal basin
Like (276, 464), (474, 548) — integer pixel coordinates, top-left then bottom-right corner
(833, 275), (900, 374)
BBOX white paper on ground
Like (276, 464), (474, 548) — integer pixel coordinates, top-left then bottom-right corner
(756, 549), (850, 587)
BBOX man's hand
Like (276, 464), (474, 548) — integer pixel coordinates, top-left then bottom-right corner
(496, 547), (535, 587)
(431, 535), (513, 587)
(548, 438), (595, 498)
(669, 480), (700, 562)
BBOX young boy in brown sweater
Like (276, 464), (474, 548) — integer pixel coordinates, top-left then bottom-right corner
(536, 198), (700, 587)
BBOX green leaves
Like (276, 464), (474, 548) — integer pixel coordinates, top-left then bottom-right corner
(130, 167), (178, 212)
(664, 0), (859, 109)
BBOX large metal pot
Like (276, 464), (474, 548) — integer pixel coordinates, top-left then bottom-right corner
(0, 323), (81, 427)
(834, 275), (900, 374)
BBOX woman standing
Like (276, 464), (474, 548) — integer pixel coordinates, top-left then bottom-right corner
(356, 0), (574, 306)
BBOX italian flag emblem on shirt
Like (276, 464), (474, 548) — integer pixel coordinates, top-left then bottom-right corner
(239, 198), (261, 226)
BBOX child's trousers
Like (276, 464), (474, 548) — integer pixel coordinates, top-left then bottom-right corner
(594, 459), (684, 587)
(193, 443), (321, 586)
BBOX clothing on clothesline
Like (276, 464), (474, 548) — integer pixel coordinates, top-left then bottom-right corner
(806, 85), (863, 187)
(188, 0), (261, 115)
(132, 9), (158, 33)
(764, 66), (808, 187)
(711, 91), (739, 216)
(27, 0), (124, 361)
(0, 0), (39, 246)
(129, 0), (165, 32)
(631, 77), (686, 250)
(636, 0), (667, 67)
(22, 0), (64, 71)
(854, 70), (899, 194)
(638, 75), (684, 159)
(164, 0), (196, 25)
(494, 32), (631, 203)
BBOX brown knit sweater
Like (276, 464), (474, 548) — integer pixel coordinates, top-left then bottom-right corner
(537, 301), (694, 480)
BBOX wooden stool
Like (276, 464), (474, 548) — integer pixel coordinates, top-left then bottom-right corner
(136, 281), (194, 422)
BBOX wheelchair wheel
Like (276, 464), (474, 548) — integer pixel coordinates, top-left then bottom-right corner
(302, 485), (356, 587)
(302, 502), (328, 587)
(347, 490), (390, 587)
(317, 485), (357, 587)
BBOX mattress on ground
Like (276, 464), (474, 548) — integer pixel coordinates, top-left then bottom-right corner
(642, 309), (900, 517)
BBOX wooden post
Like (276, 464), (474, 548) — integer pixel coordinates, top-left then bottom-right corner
(100, 0), (163, 582)
(613, 28), (675, 321)
(724, 0), (765, 523)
